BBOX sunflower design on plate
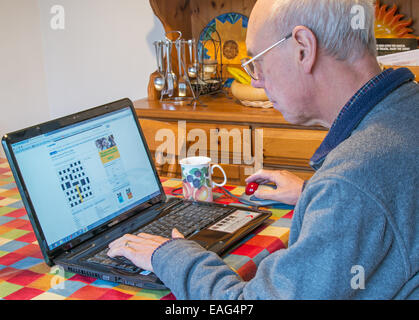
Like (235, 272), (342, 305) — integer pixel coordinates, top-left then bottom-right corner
(374, 0), (417, 38)
(199, 12), (248, 65)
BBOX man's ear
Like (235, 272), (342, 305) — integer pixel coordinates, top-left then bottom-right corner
(292, 26), (317, 74)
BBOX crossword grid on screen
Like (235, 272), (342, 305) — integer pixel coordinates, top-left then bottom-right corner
(58, 161), (92, 208)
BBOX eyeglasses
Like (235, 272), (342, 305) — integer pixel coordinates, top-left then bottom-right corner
(241, 33), (292, 80)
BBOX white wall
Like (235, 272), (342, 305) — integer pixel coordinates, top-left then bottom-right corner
(0, 0), (165, 156)
(0, 0), (51, 150)
(38, 0), (165, 118)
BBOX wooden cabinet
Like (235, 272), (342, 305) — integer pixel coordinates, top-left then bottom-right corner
(140, 0), (329, 185)
(135, 96), (328, 185)
(258, 127), (327, 168)
(139, 116), (254, 184)
(138, 0), (418, 186)
(149, 0), (419, 37)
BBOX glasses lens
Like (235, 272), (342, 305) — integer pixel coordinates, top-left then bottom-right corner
(241, 58), (258, 80)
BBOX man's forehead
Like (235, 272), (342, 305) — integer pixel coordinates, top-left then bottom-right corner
(246, 0), (276, 55)
(247, 21), (273, 56)
(249, 0), (277, 27)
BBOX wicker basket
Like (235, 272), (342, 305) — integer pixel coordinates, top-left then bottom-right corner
(239, 100), (273, 108)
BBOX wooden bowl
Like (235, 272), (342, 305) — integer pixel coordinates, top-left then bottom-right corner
(230, 80), (269, 102)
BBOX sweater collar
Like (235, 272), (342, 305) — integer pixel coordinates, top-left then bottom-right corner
(310, 67), (415, 170)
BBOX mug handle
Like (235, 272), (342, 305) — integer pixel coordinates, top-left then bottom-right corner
(210, 164), (227, 188)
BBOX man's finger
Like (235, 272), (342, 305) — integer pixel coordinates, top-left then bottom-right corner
(106, 240), (155, 271)
(107, 245), (135, 259)
(172, 228), (184, 239)
(245, 169), (275, 184)
(108, 233), (144, 248)
(136, 232), (167, 242)
(254, 188), (280, 201)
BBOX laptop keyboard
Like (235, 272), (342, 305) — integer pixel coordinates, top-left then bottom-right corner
(85, 201), (234, 272)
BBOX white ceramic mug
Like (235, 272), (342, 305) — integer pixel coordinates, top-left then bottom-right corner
(179, 156), (227, 202)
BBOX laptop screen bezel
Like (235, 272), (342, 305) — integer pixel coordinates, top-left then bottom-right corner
(2, 98), (166, 263)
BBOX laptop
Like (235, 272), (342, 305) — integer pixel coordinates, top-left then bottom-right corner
(2, 98), (271, 290)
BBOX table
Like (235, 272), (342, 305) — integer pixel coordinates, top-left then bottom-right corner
(0, 158), (293, 300)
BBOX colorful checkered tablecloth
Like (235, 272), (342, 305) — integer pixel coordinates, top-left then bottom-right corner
(0, 158), (293, 300)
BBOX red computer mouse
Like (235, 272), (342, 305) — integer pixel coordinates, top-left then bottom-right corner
(245, 182), (259, 195)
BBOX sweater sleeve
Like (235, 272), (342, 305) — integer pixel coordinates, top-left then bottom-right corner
(152, 177), (404, 299)
(152, 239), (247, 299)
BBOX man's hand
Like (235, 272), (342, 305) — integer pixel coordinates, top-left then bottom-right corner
(107, 229), (184, 272)
(245, 169), (305, 205)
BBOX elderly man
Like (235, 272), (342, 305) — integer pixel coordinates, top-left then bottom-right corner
(108, 0), (418, 299)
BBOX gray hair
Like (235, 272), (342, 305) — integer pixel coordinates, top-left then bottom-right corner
(269, 0), (377, 61)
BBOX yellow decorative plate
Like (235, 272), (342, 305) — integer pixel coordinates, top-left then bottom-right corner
(199, 12), (248, 66)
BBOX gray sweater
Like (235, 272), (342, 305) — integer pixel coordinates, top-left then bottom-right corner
(152, 74), (419, 299)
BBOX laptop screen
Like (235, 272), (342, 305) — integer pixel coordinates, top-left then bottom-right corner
(10, 107), (161, 250)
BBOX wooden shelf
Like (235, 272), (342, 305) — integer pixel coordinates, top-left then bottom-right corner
(134, 95), (326, 130)
(134, 96), (328, 184)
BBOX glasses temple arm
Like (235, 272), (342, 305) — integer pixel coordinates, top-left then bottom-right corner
(242, 33), (292, 67)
